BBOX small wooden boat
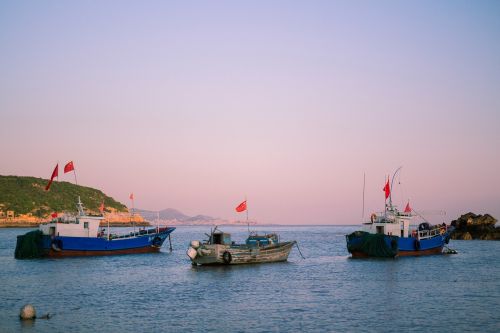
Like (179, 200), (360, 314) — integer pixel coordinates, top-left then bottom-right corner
(187, 227), (296, 265)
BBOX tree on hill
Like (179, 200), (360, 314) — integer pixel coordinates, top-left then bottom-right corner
(0, 175), (127, 217)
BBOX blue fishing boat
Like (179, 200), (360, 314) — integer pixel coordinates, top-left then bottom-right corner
(15, 197), (175, 258)
(346, 168), (453, 258)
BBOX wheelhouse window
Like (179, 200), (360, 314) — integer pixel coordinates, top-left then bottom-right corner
(84, 222), (89, 229)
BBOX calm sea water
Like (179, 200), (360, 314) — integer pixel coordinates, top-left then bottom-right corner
(0, 225), (499, 333)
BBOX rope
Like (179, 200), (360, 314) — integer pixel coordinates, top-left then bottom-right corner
(295, 242), (305, 259)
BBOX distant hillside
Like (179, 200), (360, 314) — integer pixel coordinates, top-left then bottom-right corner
(137, 208), (219, 224)
(0, 175), (128, 217)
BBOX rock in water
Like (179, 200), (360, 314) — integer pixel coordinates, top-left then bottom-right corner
(20, 304), (36, 320)
(461, 232), (472, 240)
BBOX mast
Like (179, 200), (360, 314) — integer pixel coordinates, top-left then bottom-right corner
(389, 166), (403, 209)
(362, 172), (366, 221)
(77, 196), (85, 216)
(107, 217), (110, 240)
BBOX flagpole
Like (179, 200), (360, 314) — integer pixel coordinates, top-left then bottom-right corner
(106, 199), (110, 240)
(246, 195), (249, 233)
(130, 194), (135, 236)
(384, 175), (388, 217)
(73, 169), (78, 186)
(132, 196), (135, 236)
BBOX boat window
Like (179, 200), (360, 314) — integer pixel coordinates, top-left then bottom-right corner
(84, 222), (89, 229)
(376, 226), (384, 234)
(213, 233), (222, 244)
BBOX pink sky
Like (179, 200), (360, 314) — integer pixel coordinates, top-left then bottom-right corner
(1, 1), (499, 224)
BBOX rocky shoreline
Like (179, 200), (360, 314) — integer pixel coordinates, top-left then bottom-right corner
(450, 212), (499, 240)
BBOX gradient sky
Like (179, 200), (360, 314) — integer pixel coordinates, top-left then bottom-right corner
(1, 1), (499, 224)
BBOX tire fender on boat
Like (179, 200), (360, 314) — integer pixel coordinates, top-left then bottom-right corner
(51, 239), (62, 252)
(414, 239), (421, 250)
(187, 247), (197, 260)
(152, 236), (162, 247)
(391, 238), (398, 251)
(222, 251), (232, 264)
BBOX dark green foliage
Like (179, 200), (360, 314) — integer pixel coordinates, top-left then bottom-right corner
(14, 230), (44, 259)
(347, 231), (399, 258)
(0, 175), (127, 216)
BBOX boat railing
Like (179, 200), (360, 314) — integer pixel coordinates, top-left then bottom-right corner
(416, 226), (447, 240)
(99, 227), (168, 239)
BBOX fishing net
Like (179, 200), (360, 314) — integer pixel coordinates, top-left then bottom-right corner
(15, 230), (44, 259)
(347, 231), (398, 258)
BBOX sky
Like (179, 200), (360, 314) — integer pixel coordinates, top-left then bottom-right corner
(1, 1), (499, 224)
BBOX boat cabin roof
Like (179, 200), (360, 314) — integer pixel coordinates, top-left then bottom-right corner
(211, 231), (232, 245)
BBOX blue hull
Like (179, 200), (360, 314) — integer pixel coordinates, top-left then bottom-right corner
(346, 231), (452, 258)
(42, 227), (175, 257)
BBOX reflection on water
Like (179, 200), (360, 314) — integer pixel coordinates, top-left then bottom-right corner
(0, 226), (499, 332)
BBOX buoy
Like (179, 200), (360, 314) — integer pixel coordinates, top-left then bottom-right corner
(20, 304), (36, 320)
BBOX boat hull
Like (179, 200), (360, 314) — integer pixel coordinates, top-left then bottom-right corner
(190, 241), (296, 265)
(346, 231), (450, 258)
(41, 227), (175, 258)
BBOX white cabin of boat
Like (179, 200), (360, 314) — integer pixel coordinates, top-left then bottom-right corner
(38, 197), (104, 238)
(363, 206), (412, 238)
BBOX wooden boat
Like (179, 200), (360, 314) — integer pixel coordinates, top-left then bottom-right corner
(187, 227), (296, 265)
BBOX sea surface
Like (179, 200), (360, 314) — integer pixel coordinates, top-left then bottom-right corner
(0, 225), (499, 333)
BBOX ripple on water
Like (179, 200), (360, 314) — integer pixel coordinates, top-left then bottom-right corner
(0, 226), (499, 333)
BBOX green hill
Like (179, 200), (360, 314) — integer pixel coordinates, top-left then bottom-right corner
(0, 175), (128, 217)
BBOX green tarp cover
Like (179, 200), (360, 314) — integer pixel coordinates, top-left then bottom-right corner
(15, 230), (44, 259)
(347, 231), (398, 258)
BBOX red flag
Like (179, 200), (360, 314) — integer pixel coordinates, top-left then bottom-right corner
(51, 212), (58, 218)
(383, 177), (390, 200)
(235, 200), (247, 212)
(45, 164), (59, 191)
(129, 193), (134, 200)
(99, 201), (105, 214)
(64, 161), (74, 173)
(404, 201), (412, 213)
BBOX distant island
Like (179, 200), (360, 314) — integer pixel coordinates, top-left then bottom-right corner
(136, 208), (257, 226)
(450, 212), (499, 240)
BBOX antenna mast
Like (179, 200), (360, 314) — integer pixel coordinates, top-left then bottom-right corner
(389, 166), (403, 208)
(362, 172), (366, 220)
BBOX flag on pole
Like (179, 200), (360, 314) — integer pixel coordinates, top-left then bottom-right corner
(129, 193), (134, 200)
(64, 161), (74, 173)
(235, 200), (247, 212)
(383, 177), (390, 200)
(45, 164), (59, 191)
(404, 201), (412, 213)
